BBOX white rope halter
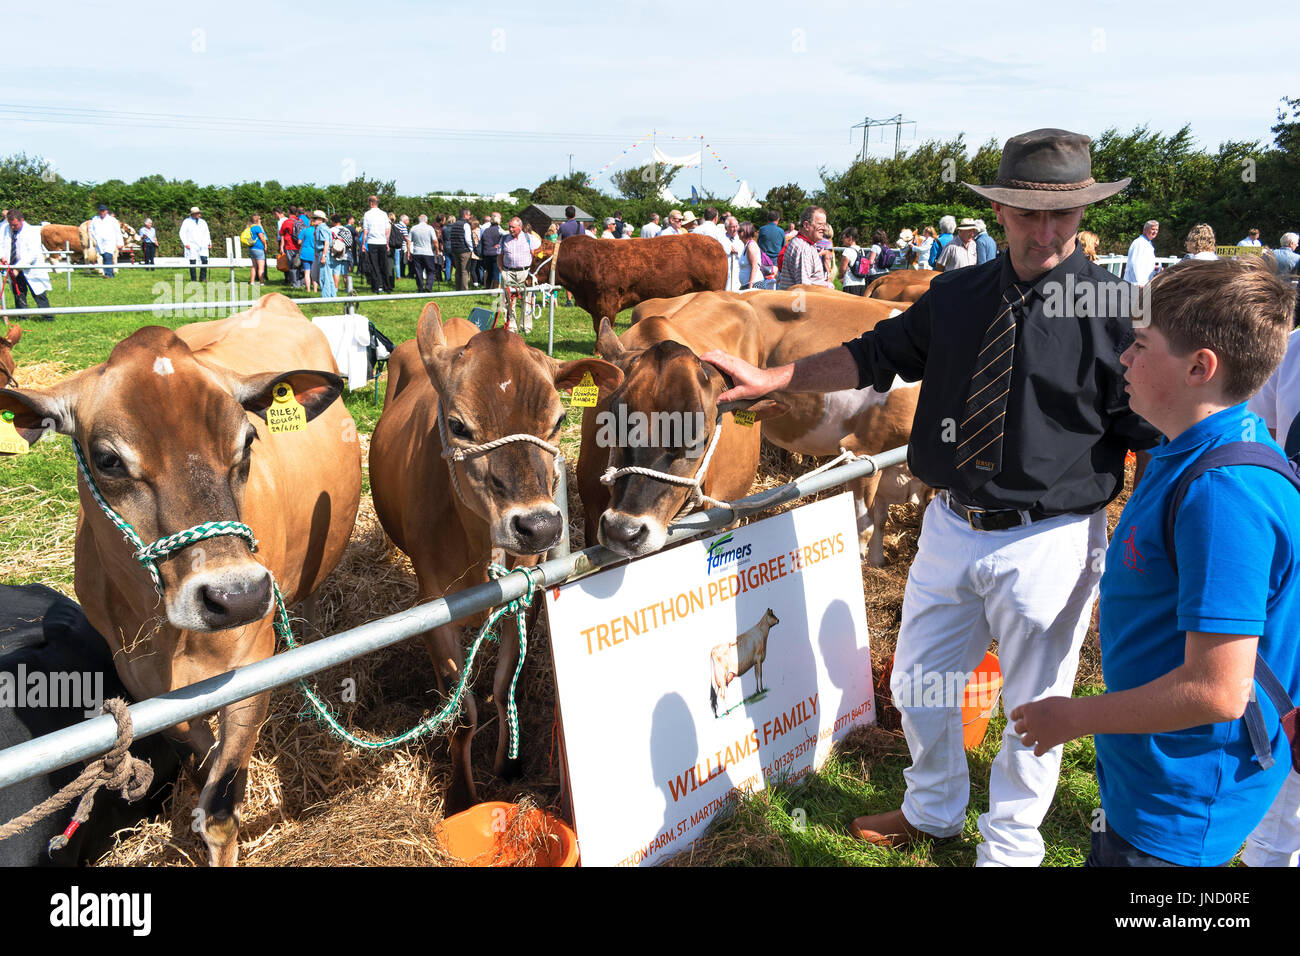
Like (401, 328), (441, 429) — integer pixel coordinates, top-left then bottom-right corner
(436, 403), (563, 512)
(598, 411), (732, 518)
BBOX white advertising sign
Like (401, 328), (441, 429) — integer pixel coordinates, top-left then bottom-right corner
(545, 492), (876, 866)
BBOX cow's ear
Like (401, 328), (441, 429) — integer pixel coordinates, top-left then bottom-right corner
(414, 302), (459, 394)
(595, 317), (623, 362)
(237, 369), (343, 423)
(553, 357), (623, 393)
(717, 398), (788, 422)
(4, 325), (20, 346)
(0, 379), (80, 450)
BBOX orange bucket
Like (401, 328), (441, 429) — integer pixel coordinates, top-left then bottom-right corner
(961, 652), (1003, 750)
(436, 801), (580, 867)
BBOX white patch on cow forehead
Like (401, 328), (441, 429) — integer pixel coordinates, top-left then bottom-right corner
(499, 379), (512, 392)
(154, 356), (174, 376)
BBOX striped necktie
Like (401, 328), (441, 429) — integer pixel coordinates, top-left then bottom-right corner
(956, 283), (1031, 483)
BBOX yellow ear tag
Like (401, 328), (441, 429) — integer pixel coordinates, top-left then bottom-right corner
(0, 410), (29, 454)
(266, 382), (308, 434)
(732, 410), (756, 427)
(571, 371), (600, 408)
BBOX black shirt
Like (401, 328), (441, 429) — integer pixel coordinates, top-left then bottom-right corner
(843, 246), (1160, 516)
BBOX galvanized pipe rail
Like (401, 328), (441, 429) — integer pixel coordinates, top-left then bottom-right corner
(0, 286), (517, 318)
(0, 444), (906, 790)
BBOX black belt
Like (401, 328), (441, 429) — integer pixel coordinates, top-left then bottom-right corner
(942, 491), (1052, 532)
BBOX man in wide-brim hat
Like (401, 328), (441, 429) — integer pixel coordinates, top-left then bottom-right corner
(702, 128), (1159, 866)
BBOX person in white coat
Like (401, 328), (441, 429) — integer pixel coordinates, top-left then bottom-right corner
(179, 206), (212, 281)
(87, 204), (123, 277)
(1122, 219), (1159, 286)
(2, 209), (54, 319)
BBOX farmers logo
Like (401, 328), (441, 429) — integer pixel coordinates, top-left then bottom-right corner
(706, 532), (751, 576)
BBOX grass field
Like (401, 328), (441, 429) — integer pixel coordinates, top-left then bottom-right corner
(1, 266), (1111, 866)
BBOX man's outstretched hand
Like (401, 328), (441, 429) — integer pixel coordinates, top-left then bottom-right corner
(701, 350), (791, 405)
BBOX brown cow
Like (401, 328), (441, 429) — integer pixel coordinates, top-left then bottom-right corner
(543, 234), (728, 333)
(369, 303), (621, 811)
(652, 290), (924, 566)
(0, 325), (20, 387)
(864, 269), (936, 303)
(0, 292), (362, 866)
(577, 312), (785, 558)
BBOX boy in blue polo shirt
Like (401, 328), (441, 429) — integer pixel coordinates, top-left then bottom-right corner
(1012, 257), (1300, 866)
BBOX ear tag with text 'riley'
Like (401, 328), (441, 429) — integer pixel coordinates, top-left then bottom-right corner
(571, 371), (600, 408)
(267, 382), (307, 434)
(0, 410), (29, 454)
(732, 410), (756, 427)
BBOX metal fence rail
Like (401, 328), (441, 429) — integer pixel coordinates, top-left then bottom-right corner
(0, 284), (565, 354)
(0, 444), (907, 790)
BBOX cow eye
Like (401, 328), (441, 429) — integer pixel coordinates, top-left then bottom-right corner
(448, 418), (471, 439)
(93, 450), (126, 476)
(552, 413), (567, 434)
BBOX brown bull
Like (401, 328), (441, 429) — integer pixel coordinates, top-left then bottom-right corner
(577, 311), (785, 559)
(542, 234), (728, 333)
(40, 224), (84, 260)
(369, 303), (621, 811)
(0, 292), (362, 866)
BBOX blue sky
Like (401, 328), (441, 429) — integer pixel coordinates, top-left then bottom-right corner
(5, 0), (1294, 199)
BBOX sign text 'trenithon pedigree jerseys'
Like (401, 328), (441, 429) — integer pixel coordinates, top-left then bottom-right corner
(545, 493), (876, 866)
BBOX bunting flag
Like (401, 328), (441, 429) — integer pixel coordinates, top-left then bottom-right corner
(703, 143), (744, 183)
(583, 133), (654, 187)
(584, 132), (751, 191)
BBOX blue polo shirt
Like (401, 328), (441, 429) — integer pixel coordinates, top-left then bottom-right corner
(1096, 404), (1300, 866)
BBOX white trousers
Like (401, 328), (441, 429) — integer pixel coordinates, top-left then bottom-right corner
(1243, 770), (1300, 867)
(890, 496), (1107, 867)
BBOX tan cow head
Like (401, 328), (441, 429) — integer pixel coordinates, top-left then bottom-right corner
(593, 317), (785, 557)
(0, 326), (342, 632)
(0, 325), (20, 388)
(415, 303), (621, 555)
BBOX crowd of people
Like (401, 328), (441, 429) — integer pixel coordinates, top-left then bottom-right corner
(1122, 219), (1300, 286)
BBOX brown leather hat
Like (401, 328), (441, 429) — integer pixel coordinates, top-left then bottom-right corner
(964, 128), (1130, 210)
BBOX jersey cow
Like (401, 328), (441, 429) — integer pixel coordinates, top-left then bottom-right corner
(544, 234), (728, 333)
(709, 607), (780, 716)
(0, 325), (20, 387)
(863, 269), (936, 303)
(0, 292), (362, 866)
(369, 303), (621, 811)
(577, 312), (785, 559)
(640, 289), (927, 566)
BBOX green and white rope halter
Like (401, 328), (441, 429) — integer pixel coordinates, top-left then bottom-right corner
(279, 563), (538, 755)
(71, 439), (259, 597)
(72, 436), (539, 758)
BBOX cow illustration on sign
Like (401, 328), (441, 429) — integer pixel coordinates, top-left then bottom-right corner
(709, 608), (780, 717)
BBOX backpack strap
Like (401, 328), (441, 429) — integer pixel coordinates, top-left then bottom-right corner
(1285, 414), (1300, 458)
(1162, 440), (1300, 770)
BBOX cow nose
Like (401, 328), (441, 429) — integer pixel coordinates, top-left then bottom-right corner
(510, 509), (563, 552)
(198, 572), (273, 629)
(601, 512), (648, 551)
